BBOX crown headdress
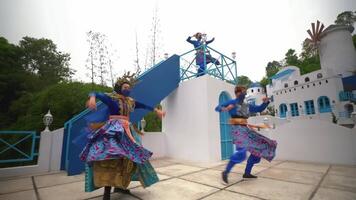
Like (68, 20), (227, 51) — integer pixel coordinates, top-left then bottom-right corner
(115, 70), (140, 87)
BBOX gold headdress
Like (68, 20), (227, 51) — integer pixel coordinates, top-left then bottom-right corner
(115, 71), (140, 87)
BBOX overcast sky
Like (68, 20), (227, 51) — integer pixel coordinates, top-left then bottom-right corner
(1, 0), (355, 83)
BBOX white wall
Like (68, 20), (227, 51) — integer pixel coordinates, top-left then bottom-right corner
(141, 132), (167, 159)
(271, 75), (343, 120)
(319, 25), (356, 76)
(162, 75), (234, 162)
(265, 118), (356, 165)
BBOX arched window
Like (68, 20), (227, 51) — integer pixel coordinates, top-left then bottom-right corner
(279, 104), (288, 118)
(317, 73), (323, 79)
(284, 83), (288, 88)
(258, 89), (260, 92)
(294, 80), (298, 85)
(251, 89), (254, 93)
(305, 77), (310, 82)
(318, 96), (331, 113)
(326, 80), (328, 83)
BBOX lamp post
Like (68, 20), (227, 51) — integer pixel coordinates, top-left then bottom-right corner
(141, 118), (146, 132)
(232, 52), (236, 60)
(43, 110), (53, 132)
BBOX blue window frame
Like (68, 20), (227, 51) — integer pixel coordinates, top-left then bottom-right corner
(318, 96), (331, 113)
(290, 103), (299, 116)
(304, 100), (315, 115)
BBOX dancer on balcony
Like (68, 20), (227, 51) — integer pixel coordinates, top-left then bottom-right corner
(186, 32), (220, 77)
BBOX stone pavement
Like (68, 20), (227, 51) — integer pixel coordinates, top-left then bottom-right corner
(1, 158), (356, 200)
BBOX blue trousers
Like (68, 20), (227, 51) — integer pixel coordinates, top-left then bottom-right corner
(225, 147), (261, 175)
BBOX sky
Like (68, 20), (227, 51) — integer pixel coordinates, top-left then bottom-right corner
(1, 0), (355, 83)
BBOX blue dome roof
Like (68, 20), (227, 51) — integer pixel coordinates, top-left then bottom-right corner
(249, 82), (261, 88)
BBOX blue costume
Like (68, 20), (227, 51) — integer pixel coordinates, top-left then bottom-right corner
(76, 91), (159, 193)
(215, 93), (277, 182)
(186, 36), (220, 77)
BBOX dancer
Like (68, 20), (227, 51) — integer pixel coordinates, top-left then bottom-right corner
(215, 85), (277, 183)
(79, 72), (164, 200)
(186, 32), (220, 77)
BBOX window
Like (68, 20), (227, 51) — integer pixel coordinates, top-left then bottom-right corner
(305, 77), (310, 82)
(326, 80), (328, 83)
(319, 82), (322, 85)
(313, 83), (315, 86)
(279, 104), (288, 118)
(289, 89), (291, 92)
(304, 100), (315, 115)
(294, 80), (298, 85)
(290, 103), (299, 116)
(318, 96), (331, 113)
(307, 85), (310, 88)
(251, 89), (254, 93)
(317, 73), (323, 79)
(294, 88), (296, 91)
(258, 89), (260, 92)
(302, 86), (304, 89)
(284, 83), (288, 88)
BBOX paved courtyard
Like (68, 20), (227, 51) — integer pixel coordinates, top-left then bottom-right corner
(1, 158), (356, 200)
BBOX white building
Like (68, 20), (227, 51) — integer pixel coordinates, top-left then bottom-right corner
(246, 82), (266, 107)
(266, 25), (356, 126)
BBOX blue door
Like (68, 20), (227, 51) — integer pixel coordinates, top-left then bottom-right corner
(279, 104), (287, 118)
(219, 91), (233, 160)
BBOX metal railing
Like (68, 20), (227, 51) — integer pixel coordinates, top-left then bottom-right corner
(0, 131), (39, 164)
(339, 91), (356, 102)
(179, 44), (238, 84)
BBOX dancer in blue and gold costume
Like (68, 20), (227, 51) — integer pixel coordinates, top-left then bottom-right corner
(215, 85), (277, 183)
(77, 72), (164, 200)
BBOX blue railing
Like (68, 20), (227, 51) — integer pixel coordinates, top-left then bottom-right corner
(339, 111), (352, 118)
(179, 44), (238, 84)
(0, 131), (40, 164)
(339, 91), (356, 102)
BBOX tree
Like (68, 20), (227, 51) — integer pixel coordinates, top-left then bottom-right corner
(86, 31), (116, 86)
(148, 6), (161, 67)
(284, 49), (300, 66)
(237, 75), (252, 87)
(19, 37), (74, 85)
(335, 11), (356, 27)
(7, 82), (111, 132)
(266, 60), (281, 77)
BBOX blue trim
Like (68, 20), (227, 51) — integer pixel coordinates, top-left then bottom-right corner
(219, 91), (233, 160)
(179, 44), (237, 84)
(269, 69), (295, 80)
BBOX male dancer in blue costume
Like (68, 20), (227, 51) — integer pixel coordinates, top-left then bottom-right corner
(186, 32), (220, 77)
(215, 85), (277, 183)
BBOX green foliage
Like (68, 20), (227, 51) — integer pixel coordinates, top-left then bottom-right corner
(0, 36), (75, 130)
(334, 11), (356, 27)
(19, 37), (75, 85)
(6, 82), (111, 132)
(266, 61), (281, 77)
(237, 75), (252, 87)
(143, 104), (162, 132)
(284, 49), (300, 66)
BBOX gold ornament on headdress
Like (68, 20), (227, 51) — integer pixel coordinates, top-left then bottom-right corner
(115, 71), (140, 87)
